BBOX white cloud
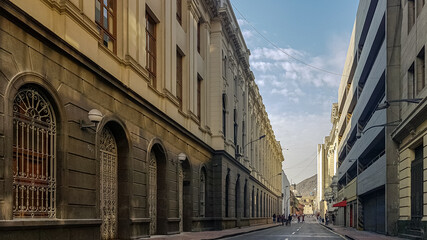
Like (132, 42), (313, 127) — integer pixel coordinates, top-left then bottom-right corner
(237, 18), (248, 27)
(251, 47), (343, 89)
(251, 61), (275, 72)
(269, 112), (333, 183)
(242, 29), (254, 39)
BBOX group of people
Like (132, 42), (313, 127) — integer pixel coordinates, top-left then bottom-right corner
(273, 213), (303, 226)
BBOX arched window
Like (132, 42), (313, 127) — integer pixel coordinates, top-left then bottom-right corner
(13, 87), (57, 218)
(199, 168), (207, 217)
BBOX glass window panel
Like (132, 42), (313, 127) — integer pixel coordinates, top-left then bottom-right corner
(103, 33), (109, 48)
(108, 38), (114, 52)
(108, 13), (114, 33)
(95, 0), (101, 22)
(104, 0), (108, 6)
(108, 0), (114, 11)
(103, 7), (108, 28)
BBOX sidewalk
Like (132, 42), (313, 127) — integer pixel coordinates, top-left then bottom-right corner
(320, 223), (405, 240)
(143, 223), (279, 240)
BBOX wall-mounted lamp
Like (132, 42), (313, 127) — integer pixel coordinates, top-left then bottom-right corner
(178, 153), (187, 163)
(356, 120), (401, 139)
(80, 109), (103, 130)
(376, 98), (422, 110)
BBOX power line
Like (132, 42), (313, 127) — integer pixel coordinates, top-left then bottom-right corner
(231, 2), (347, 77)
(283, 152), (316, 170)
(293, 153), (318, 178)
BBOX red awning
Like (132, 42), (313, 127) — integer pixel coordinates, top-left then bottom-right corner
(333, 200), (347, 207)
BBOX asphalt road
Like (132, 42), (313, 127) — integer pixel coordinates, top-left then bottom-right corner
(223, 216), (345, 240)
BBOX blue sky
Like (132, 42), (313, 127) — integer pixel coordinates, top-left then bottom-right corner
(230, 0), (359, 183)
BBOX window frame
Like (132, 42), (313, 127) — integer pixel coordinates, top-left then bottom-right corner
(95, 0), (117, 53)
(146, 12), (157, 87)
(176, 50), (183, 106)
(176, 0), (182, 25)
(197, 75), (202, 119)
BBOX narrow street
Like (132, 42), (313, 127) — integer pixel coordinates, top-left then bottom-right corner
(224, 216), (344, 240)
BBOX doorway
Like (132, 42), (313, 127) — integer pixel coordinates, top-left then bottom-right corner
(411, 146), (423, 229)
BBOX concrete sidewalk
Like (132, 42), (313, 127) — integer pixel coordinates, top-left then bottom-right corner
(320, 223), (405, 240)
(142, 223), (279, 240)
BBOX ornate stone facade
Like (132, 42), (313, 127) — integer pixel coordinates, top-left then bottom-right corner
(0, 0), (283, 239)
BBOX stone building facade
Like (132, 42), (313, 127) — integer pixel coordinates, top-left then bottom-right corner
(317, 103), (339, 220)
(0, 0), (283, 239)
(393, 0), (427, 238)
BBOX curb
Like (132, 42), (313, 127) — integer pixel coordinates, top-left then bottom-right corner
(211, 224), (280, 239)
(344, 235), (356, 240)
(318, 223), (350, 240)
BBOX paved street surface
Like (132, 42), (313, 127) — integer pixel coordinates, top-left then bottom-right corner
(223, 216), (344, 240)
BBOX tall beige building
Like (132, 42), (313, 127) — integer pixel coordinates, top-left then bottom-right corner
(0, 0), (283, 239)
(317, 103), (339, 220)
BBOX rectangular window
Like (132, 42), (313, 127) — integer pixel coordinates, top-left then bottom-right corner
(146, 12), (157, 87)
(409, 0), (415, 33)
(222, 52), (227, 78)
(234, 109), (238, 146)
(176, 0), (182, 25)
(417, 0), (425, 17)
(197, 21), (201, 53)
(408, 63), (415, 98)
(95, 0), (116, 52)
(234, 76), (238, 97)
(176, 51), (183, 105)
(197, 75), (202, 119)
(242, 120), (245, 152)
(417, 47), (425, 94)
(222, 93), (227, 137)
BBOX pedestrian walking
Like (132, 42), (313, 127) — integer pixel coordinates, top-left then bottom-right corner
(273, 213), (276, 224)
(288, 214), (292, 226)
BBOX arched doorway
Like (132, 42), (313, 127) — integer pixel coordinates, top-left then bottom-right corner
(100, 127), (118, 239)
(244, 180), (248, 218)
(225, 172), (230, 217)
(251, 187), (255, 217)
(99, 120), (130, 240)
(149, 144), (168, 235)
(256, 189), (259, 217)
(235, 176), (240, 218)
(181, 158), (192, 232)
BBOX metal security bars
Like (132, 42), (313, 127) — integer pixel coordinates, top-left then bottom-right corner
(100, 128), (118, 239)
(12, 88), (56, 218)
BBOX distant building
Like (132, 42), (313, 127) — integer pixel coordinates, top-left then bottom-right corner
(317, 103), (339, 221)
(282, 171), (290, 216)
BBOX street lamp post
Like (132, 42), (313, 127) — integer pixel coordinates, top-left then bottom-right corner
(376, 98), (422, 110)
(237, 135), (266, 161)
(356, 120), (401, 139)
